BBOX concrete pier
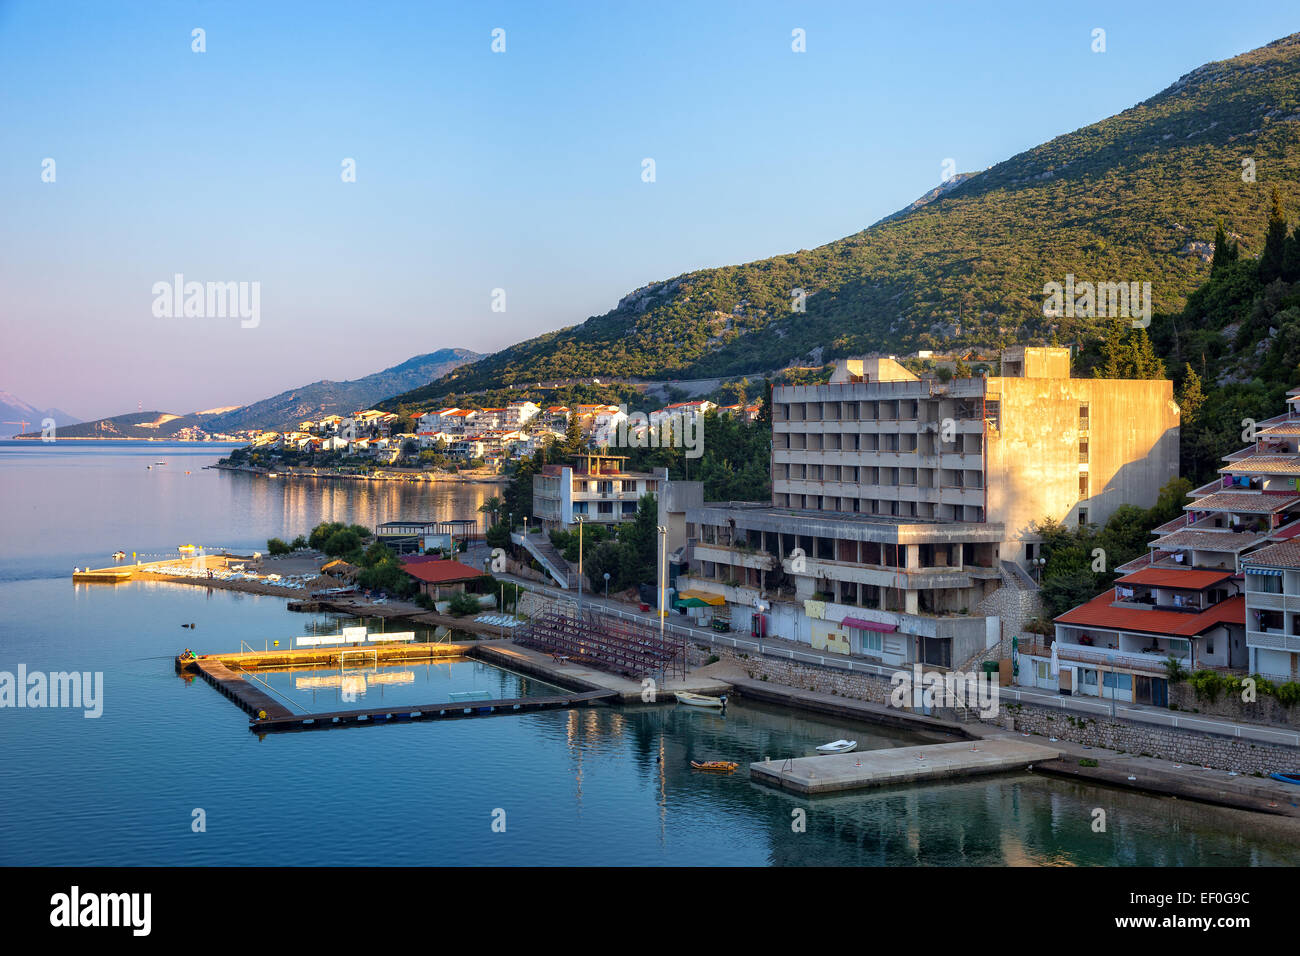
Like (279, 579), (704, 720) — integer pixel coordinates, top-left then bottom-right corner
(750, 739), (1062, 795)
(474, 641), (733, 703)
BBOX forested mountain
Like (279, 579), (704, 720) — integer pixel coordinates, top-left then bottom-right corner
(396, 33), (1300, 404)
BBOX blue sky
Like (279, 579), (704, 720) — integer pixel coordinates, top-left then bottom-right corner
(2, 1), (1296, 418)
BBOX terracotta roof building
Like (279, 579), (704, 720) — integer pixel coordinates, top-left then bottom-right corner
(399, 557), (487, 598)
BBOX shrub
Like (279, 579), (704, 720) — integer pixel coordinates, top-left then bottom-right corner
(1164, 656), (1188, 684)
(1079, 758), (1099, 768)
(266, 537), (291, 555)
(447, 591), (482, 617)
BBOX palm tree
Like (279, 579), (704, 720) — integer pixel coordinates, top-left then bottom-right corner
(478, 496), (503, 527)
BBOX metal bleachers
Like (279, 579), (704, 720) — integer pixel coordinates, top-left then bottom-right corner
(515, 607), (686, 680)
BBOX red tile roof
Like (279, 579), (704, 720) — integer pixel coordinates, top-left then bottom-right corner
(399, 558), (486, 584)
(1055, 593), (1245, 636)
(1115, 568), (1235, 589)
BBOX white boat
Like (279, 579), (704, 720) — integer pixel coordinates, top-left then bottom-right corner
(675, 692), (727, 709)
(816, 739), (858, 755)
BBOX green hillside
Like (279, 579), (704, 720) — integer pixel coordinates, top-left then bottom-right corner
(396, 33), (1300, 405)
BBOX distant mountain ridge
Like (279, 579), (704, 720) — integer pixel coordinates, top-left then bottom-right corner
(17, 409), (224, 440)
(0, 391), (79, 438)
(394, 32), (1300, 401)
(12, 348), (483, 439)
(203, 348), (483, 432)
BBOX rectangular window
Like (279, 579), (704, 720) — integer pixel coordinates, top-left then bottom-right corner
(1247, 572), (1283, 594)
(1079, 474), (1089, 497)
(1102, 672), (1132, 691)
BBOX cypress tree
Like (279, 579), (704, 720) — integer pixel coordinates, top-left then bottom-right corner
(1176, 363), (1204, 425)
(1259, 186), (1288, 283)
(1126, 327), (1166, 380)
(1211, 222), (1239, 273)
(1282, 224), (1300, 283)
(1093, 315), (1127, 378)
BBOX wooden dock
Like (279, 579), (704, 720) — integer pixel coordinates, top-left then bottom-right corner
(249, 688), (617, 733)
(74, 554), (223, 583)
(750, 739), (1063, 795)
(194, 660), (293, 720)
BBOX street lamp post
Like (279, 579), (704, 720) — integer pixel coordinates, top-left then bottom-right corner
(657, 525), (668, 684)
(656, 525), (668, 637)
(1032, 556), (1047, 585)
(576, 515), (585, 617)
(1107, 652), (1117, 717)
(754, 598), (768, 656)
(603, 571), (610, 600)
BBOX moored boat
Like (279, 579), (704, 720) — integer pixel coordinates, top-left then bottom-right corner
(1270, 770), (1300, 785)
(112, 551), (126, 560)
(816, 739), (858, 755)
(690, 760), (738, 772)
(675, 692), (727, 708)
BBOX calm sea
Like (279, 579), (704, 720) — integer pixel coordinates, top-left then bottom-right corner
(0, 441), (1295, 866)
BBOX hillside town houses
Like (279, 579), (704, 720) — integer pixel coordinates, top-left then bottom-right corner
(239, 394), (759, 472)
(1017, 385), (1300, 701)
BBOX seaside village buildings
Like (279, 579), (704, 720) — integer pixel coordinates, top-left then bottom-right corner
(673, 348), (1181, 672)
(246, 396), (766, 472)
(1018, 386), (1300, 702)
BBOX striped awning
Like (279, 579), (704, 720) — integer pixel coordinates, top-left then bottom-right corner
(841, 617), (897, 633)
(1244, 567), (1284, 576)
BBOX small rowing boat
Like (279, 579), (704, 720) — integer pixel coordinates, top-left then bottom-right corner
(691, 760), (738, 772)
(1270, 770), (1300, 786)
(675, 692), (727, 708)
(816, 739), (858, 755)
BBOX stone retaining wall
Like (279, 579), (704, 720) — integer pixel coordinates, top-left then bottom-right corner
(711, 645), (1300, 774)
(1002, 700), (1300, 775)
(1169, 682), (1299, 729)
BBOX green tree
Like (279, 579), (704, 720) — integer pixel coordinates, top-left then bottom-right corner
(1176, 363), (1204, 426)
(615, 494), (659, 589)
(1283, 225), (1300, 283)
(478, 496), (503, 525)
(1210, 221), (1238, 274)
(561, 416), (585, 456)
(1258, 186), (1288, 283)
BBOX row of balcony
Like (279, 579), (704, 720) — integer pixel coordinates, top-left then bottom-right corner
(774, 449), (984, 468)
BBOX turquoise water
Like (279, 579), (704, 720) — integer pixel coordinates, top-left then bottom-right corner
(1, 442), (1298, 866)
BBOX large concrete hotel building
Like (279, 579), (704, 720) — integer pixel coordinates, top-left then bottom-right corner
(676, 348), (1180, 669)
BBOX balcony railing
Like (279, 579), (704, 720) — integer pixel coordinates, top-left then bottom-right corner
(1019, 639), (1189, 672)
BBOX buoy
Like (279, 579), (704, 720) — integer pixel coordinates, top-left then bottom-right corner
(273, 640), (279, 646)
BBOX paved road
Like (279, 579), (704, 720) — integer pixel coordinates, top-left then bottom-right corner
(470, 546), (1300, 751)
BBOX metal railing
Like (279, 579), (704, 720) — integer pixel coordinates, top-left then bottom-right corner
(507, 577), (1300, 749)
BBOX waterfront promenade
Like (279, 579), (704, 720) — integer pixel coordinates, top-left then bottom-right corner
(463, 554), (1300, 817)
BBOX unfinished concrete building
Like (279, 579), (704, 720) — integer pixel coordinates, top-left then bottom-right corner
(678, 347), (1180, 668)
